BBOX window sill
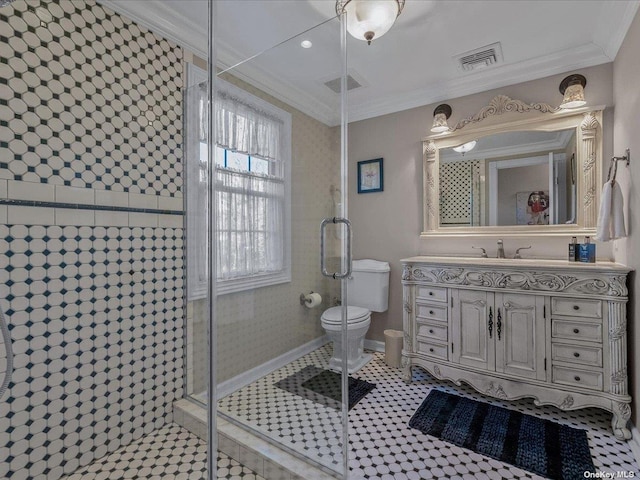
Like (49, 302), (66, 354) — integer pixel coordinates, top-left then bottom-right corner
(216, 270), (291, 295)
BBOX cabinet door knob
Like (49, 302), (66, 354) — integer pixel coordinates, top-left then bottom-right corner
(428, 329), (434, 334)
(574, 376), (581, 382)
(428, 291), (434, 296)
(573, 352), (580, 357)
(429, 348), (434, 353)
(429, 310), (434, 315)
(573, 305), (580, 310)
(573, 328), (580, 334)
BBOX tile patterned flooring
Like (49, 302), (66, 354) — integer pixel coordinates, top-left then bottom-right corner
(61, 423), (264, 480)
(218, 344), (639, 479)
(65, 345), (638, 479)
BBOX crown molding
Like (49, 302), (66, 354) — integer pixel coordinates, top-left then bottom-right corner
(592, 0), (640, 60)
(96, 0), (207, 58)
(348, 42), (611, 124)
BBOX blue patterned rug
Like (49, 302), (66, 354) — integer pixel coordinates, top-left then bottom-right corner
(409, 390), (596, 480)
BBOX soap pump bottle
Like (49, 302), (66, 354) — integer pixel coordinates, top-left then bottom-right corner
(568, 236), (577, 262)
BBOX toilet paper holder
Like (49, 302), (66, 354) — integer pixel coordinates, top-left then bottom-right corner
(300, 292), (317, 306)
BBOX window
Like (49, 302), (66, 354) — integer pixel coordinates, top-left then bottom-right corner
(185, 66), (291, 298)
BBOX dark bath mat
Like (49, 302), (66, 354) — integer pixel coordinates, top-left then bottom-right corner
(408, 390), (596, 480)
(275, 365), (375, 410)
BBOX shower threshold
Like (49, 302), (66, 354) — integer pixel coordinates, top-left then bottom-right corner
(173, 398), (337, 480)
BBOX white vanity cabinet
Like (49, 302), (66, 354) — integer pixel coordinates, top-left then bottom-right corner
(401, 256), (632, 440)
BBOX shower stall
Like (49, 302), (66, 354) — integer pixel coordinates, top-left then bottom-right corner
(1, 0), (353, 479)
(180, 2), (354, 477)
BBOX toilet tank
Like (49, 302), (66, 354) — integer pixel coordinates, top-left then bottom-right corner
(347, 259), (390, 312)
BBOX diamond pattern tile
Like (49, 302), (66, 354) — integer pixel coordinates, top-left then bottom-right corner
(0, 225), (185, 480)
(0, 0), (183, 197)
(61, 423), (265, 480)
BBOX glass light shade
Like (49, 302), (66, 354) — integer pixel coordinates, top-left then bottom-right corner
(453, 140), (477, 154)
(431, 112), (449, 133)
(560, 83), (586, 109)
(342, 0), (401, 44)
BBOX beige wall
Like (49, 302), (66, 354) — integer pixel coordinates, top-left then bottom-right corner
(613, 9), (640, 424)
(190, 74), (341, 388)
(348, 63), (615, 341)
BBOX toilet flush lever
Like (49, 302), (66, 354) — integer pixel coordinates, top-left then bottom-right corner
(320, 217), (352, 279)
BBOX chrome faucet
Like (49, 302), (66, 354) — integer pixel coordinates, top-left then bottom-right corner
(497, 239), (505, 258)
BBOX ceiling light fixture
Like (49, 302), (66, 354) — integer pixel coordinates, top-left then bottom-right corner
(559, 74), (587, 109)
(431, 104), (452, 133)
(453, 140), (477, 155)
(301, 40), (313, 49)
(336, 0), (405, 45)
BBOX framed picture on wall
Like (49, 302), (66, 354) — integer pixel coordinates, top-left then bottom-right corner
(357, 158), (384, 193)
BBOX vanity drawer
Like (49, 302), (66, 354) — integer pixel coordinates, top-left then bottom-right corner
(552, 320), (602, 343)
(551, 298), (602, 319)
(416, 286), (447, 303)
(551, 343), (602, 368)
(417, 340), (448, 360)
(416, 322), (448, 342)
(552, 366), (603, 391)
(415, 303), (448, 322)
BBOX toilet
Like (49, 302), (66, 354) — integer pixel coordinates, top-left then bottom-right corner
(321, 259), (390, 373)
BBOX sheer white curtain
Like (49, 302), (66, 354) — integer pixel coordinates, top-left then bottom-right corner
(186, 70), (291, 298)
(186, 70), (208, 301)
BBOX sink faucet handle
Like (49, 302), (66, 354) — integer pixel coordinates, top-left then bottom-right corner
(472, 246), (488, 258)
(514, 246), (532, 259)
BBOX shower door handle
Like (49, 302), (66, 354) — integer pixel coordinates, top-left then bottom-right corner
(320, 217), (352, 279)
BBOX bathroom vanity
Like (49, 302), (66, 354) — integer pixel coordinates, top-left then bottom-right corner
(401, 256), (632, 440)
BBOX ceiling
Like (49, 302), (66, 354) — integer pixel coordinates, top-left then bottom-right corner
(99, 0), (639, 126)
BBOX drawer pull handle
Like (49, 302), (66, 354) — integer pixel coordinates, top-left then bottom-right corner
(429, 292), (434, 296)
(429, 348), (434, 353)
(428, 329), (434, 334)
(573, 328), (580, 334)
(429, 310), (434, 315)
(573, 305), (580, 310)
(574, 376), (581, 382)
(573, 352), (580, 358)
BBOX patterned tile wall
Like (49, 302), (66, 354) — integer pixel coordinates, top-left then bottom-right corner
(189, 73), (341, 391)
(0, 1), (186, 479)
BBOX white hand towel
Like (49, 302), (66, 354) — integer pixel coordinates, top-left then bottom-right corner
(595, 181), (612, 242)
(610, 181), (626, 239)
(595, 180), (627, 242)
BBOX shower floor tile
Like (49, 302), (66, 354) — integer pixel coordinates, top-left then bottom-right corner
(217, 344), (639, 479)
(61, 423), (264, 480)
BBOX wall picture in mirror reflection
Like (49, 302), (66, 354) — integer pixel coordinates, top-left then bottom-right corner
(357, 158), (384, 193)
(516, 191), (550, 225)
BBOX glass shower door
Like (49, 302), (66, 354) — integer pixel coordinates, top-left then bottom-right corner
(194, 3), (351, 479)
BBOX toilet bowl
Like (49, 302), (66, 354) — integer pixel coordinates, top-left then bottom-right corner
(321, 306), (372, 373)
(320, 259), (390, 373)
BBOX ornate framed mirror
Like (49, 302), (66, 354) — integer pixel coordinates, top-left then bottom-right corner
(422, 95), (603, 237)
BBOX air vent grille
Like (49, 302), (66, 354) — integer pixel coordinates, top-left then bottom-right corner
(324, 75), (362, 94)
(455, 42), (503, 72)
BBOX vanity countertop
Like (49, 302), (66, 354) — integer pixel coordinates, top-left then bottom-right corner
(401, 256), (632, 272)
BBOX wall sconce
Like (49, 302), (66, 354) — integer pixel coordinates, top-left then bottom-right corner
(337, 0), (405, 45)
(431, 104), (452, 133)
(453, 140), (477, 155)
(559, 74), (587, 109)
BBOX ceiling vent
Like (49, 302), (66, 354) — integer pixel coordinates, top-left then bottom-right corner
(324, 75), (363, 94)
(454, 42), (503, 72)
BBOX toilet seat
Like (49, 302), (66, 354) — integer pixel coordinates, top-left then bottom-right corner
(321, 306), (370, 326)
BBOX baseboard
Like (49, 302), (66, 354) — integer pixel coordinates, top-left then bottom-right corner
(364, 339), (385, 353)
(628, 423), (640, 467)
(217, 335), (329, 398)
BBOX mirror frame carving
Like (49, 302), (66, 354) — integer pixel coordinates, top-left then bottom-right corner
(422, 95), (604, 237)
